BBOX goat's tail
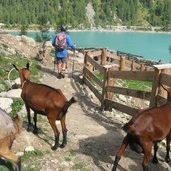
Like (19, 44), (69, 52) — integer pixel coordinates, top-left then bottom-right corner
(122, 123), (143, 154)
(62, 97), (77, 114)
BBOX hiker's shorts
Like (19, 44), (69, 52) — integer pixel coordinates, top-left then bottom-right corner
(56, 57), (67, 64)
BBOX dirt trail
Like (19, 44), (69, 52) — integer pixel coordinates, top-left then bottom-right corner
(13, 59), (171, 171)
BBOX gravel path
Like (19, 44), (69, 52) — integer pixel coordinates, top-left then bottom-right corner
(12, 59), (171, 171)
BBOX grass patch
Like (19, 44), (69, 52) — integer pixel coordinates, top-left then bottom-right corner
(65, 149), (77, 161)
(22, 149), (48, 171)
(0, 53), (42, 91)
(90, 71), (104, 87)
(22, 149), (44, 161)
(73, 162), (90, 171)
(10, 98), (24, 116)
(91, 71), (152, 91)
(123, 80), (152, 91)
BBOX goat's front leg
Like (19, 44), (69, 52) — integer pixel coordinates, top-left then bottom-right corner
(25, 105), (31, 131)
(60, 116), (68, 148)
(33, 112), (38, 134)
(165, 132), (171, 163)
(48, 115), (60, 150)
(152, 142), (159, 163)
(112, 134), (129, 171)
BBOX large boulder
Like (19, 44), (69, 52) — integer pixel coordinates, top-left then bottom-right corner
(0, 97), (13, 113)
(0, 89), (21, 98)
(21, 35), (36, 47)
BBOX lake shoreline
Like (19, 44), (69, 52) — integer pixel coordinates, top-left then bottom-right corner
(2, 26), (171, 34)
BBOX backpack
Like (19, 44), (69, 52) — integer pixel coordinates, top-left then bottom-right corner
(54, 32), (66, 49)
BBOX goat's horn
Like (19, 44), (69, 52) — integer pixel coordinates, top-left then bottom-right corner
(13, 64), (19, 71)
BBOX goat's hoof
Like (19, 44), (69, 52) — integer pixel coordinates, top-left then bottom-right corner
(60, 143), (66, 148)
(27, 128), (31, 132)
(152, 157), (158, 164)
(112, 165), (117, 171)
(51, 145), (58, 151)
(33, 129), (38, 134)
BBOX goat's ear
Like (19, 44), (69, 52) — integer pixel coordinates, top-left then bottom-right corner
(13, 64), (19, 71)
(26, 62), (30, 69)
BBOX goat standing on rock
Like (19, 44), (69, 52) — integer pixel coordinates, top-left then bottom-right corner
(13, 63), (76, 150)
(112, 103), (171, 171)
(0, 107), (21, 171)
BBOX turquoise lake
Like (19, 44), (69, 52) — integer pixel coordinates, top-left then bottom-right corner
(10, 31), (171, 63)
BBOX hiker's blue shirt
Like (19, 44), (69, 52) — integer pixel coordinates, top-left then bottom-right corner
(52, 32), (75, 58)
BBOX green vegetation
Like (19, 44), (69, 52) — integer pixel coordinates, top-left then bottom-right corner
(10, 98), (24, 116)
(22, 149), (44, 161)
(93, 72), (152, 91)
(73, 162), (90, 171)
(65, 149), (77, 161)
(0, 159), (14, 171)
(22, 149), (49, 171)
(123, 80), (152, 91)
(0, 0), (171, 31)
(0, 53), (42, 92)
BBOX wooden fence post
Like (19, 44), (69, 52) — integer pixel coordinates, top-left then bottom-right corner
(101, 66), (115, 111)
(158, 68), (170, 104)
(120, 55), (125, 71)
(131, 60), (135, 71)
(101, 48), (107, 66)
(101, 67), (108, 110)
(106, 66), (115, 111)
(140, 63), (145, 71)
(149, 67), (161, 107)
(83, 52), (89, 84)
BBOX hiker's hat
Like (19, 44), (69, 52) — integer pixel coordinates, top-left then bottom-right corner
(60, 25), (67, 31)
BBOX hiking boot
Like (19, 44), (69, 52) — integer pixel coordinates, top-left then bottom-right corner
(60, 72), (65, 78)
(57, 73), (62, 79)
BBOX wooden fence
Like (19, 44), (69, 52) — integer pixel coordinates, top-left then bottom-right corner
(83, 48), (171, 116)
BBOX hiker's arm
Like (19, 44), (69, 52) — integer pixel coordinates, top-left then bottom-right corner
(67, 35), (75, 50)
(52, 35), (57, 47)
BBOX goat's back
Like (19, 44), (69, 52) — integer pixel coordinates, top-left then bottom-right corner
(0, 108), (17, 142)
(124, 103), (171, 141)
(22, 81), (68, 112)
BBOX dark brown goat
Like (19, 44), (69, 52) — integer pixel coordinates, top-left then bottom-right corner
(112, 103), (171, 171)
(152, 84), (171, 164)
(0, 107), (21, 171)
(13, 63), (76, 150)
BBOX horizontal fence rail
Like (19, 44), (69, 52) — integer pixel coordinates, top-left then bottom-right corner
(83, 48), (171, 116)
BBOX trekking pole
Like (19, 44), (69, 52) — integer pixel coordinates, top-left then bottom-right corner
(72, 50), (76, 78)
(53, 58), (56, 71)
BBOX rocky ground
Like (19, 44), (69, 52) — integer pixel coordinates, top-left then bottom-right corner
(0, 33), (170, 171)
(11, 60), (170, 171)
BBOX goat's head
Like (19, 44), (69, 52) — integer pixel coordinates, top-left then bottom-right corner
(13, 63), (30, 85)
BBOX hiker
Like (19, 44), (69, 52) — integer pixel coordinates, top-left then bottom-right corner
(52, 25), (75, 78)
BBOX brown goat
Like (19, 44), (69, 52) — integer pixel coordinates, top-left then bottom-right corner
(13, 63), (76, 150)
(112, 103), (171, 171)
(152, 83), (171, 164)
(0, 107), (21, 171)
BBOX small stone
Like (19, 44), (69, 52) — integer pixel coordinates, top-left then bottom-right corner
(25, 146), (34, 152)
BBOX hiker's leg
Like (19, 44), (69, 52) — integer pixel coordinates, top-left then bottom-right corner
(56, 57), (62, 73)
(61, 57), (67, 71)
(60, 57), (66, 78)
